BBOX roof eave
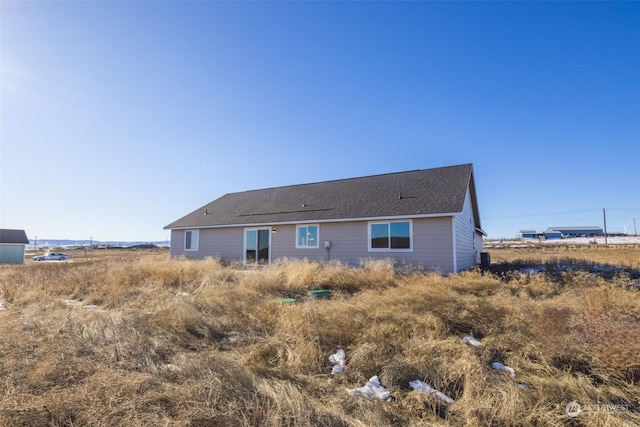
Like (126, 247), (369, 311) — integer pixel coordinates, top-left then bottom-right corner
(164, 211), (460, 230)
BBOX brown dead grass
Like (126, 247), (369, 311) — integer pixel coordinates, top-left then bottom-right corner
(489, 243), (640, 269)
(0, 246), (639, 426)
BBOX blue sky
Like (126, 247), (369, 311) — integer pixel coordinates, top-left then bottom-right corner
(1, 1), (638, 241)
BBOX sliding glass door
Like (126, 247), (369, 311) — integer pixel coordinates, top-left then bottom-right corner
(244, 228), (271, 265)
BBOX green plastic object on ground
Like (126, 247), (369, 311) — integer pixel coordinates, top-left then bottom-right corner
(308, 289), (331, 299)
(270, 297), (296, 303)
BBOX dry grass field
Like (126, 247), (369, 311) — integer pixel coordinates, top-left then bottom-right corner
(1, 245), (639, 426)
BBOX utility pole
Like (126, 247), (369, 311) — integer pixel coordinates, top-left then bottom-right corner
(634, 218), (637, 237)
(603, 208), (608, 245)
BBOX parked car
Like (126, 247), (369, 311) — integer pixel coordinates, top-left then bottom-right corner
(33, 252), (69, 261)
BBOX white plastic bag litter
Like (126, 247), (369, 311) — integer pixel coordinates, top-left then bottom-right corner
(409, 380), (455, 404)
(329, 348), (346, 375)
(462, 336), (481, 347)
(491, 362), (516, 379)
(347, 376), (393, 401)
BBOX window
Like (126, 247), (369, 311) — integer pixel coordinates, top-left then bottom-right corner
(368, 220), (412, 251)
(184, 230), (199, 251)
(296, 224), (319, 248)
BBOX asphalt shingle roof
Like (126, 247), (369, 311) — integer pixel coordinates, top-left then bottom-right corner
(0, 229), (30, 244)
(165, 164), (477, 229)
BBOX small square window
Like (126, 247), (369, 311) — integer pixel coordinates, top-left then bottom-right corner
(296, 225), (319, 248)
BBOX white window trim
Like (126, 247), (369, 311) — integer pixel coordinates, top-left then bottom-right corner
(367, 220), (413, 252)
(184, 229), (199, 251)
(295, 224), (320, 249)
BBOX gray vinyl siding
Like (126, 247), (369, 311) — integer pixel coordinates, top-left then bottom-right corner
(200, 228), (244, 259)
(271, 224), (329, 261)
(0, 244), (26, 264)
(170, 230), (186, 257)
(273, 221), (363, 263)
(170, 216), (456, 273)
(271, 219), (454, 272)
(170, 228), (243, 260)
(410, 217), (455, 273)
(454, 189), (479, 272)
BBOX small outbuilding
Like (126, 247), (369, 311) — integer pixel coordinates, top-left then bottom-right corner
(0, 229), (30, 264)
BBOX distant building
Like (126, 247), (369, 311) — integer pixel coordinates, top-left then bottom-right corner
(543, 228), (563, 239)
(519, 229), (542, 239)
(520, 226), (604, 240)
(548, 226), (603, 237)
(0, 229), (30, 264)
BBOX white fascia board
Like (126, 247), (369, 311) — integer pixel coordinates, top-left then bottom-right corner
(167, 212), (459, 230)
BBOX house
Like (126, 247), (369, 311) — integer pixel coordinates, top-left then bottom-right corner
(0, 229), (30, 264)
(164, 163), (485, 274)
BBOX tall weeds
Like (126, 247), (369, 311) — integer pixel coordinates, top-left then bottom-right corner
(0, 247), (639, 426)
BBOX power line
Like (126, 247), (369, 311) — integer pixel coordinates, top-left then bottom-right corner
(483, 209), (601, 220)
(484, 207), (639, 221)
